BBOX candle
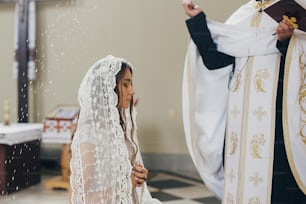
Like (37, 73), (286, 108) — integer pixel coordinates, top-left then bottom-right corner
(3, 99), (10, 126)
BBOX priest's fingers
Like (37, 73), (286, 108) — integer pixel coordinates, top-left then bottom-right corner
(281, 20), (294, 32)
(276, 21), (294, 42)
(182, 2), (201, 17)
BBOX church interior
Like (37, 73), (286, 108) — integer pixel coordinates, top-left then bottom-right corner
(0, 0), (245, 203)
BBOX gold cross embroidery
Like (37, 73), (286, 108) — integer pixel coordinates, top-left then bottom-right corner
(253, 106), (267, 121)
(231, 105), (240, 119)
(226, 193), (234, 204)
(228, 169), (236, 183)
(248, 197), (262, 204)
(249, 172), (263, 187)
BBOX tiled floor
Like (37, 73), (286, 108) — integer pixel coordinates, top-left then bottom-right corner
(0, 170), (220, 204)
(148, 171), (220, 204)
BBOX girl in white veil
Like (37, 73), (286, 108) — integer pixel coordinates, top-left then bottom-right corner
(70, 55), (161, 204)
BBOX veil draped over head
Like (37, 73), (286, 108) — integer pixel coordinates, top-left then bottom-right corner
(70, 55), (160, 204)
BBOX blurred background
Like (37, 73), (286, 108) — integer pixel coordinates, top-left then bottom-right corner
(0, 0), (246, 174)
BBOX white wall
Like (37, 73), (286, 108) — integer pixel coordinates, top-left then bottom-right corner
(0, 0), (246, 156)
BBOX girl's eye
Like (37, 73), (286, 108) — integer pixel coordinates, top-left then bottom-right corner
(123, 82), (129, 87)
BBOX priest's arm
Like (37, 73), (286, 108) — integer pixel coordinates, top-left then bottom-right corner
(185, 12), (234, 70)
(185, 12), (293, 69)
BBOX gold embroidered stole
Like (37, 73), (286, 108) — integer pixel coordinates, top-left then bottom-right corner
(223, 11), (281, 204)
(283, 35), (306, 195)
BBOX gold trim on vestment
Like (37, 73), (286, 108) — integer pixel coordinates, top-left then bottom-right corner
(224, 76), (232, 203)
(238, 57), (254, 204)
(282, 35), (306, 195)
(236, 10), (263, 203)
(267, 54), (280, 204)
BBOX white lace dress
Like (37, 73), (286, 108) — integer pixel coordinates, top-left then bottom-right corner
(70, 55), (161, 204)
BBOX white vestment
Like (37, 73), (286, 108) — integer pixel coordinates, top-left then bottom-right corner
(183, 0), (306, 203)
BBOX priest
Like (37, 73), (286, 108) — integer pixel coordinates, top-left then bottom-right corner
(182, 0), (306, 203)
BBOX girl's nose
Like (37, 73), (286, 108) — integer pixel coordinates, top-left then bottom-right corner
(130, 87), (135, 95)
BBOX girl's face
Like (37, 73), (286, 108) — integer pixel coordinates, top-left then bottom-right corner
(117, 68), (135, 109)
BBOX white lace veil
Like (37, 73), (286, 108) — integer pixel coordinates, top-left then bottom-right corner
(70, 55), (160, 204)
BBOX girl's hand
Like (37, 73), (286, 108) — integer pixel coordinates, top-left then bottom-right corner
(132, 162), (148, 187)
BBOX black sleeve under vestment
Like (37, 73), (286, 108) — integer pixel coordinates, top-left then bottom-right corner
(185, 12), (235, 70)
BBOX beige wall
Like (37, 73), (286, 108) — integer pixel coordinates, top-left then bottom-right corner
(0, 0), (246, 155)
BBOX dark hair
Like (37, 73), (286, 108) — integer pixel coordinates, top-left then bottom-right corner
(114, 62), (138, 164)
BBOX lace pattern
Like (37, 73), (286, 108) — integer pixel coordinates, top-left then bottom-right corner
(70, 55), (133, 203)
(70, 55), (161, 204)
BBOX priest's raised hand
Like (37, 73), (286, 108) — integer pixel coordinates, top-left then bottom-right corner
(182, 0), (201, 18)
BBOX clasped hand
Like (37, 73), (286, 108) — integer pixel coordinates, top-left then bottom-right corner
(276, 20), (294, 42)
(131, 162), (148, 187)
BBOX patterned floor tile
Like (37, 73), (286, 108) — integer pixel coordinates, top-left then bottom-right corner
(193, 196), (221, 204)
(148, 179), (193, 189)
(162, 186), (214, 199)
(163, 199), (204, 204)
(150, 191), (183, 201)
